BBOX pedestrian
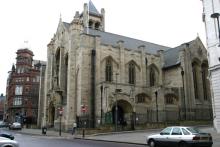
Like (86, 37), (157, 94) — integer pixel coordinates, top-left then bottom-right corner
(72, 122), (77, 135)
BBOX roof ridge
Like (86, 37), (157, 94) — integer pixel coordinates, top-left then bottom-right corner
(88, 28), (171, 49)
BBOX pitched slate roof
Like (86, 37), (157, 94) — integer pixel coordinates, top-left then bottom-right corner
(63, 22), (70, 29)
(60, 23), (200, 69)
(163, 45), (182, 68)
(84, 28), (171, 54)
(88, 1), (100, 15)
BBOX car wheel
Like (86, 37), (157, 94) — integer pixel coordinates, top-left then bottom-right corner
(179, 141), (188, 147)
(149, 139), (156, 147)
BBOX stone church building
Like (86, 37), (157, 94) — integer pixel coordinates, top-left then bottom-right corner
(39, 1), (212, 130)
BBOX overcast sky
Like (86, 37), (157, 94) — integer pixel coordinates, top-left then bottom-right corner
(0, 0), (205, 95)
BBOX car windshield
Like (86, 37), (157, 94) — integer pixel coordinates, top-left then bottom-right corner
(186, 127), (202, 134)
(160, 127), (172, 135)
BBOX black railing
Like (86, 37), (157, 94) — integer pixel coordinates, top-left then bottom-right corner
(76, 107), (212, 129)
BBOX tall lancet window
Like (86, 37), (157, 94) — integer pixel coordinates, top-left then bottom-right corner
(105, 59), (112, 82)
(89, 20), (93, 28)
(64, 54), (68, 104)
(192, 62), (199, 99)
(55, 48), (60, 87)
(150, 67), (156, 87)
(129, 62), (136, 84)
(95, 22), (100, 30)
(145, 58), (148, 85)
(201, 63), (208, 100)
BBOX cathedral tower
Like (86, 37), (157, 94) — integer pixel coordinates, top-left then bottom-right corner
(83, 1), (105, 31)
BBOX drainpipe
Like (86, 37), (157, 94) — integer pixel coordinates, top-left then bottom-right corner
(91, 49), (96, 128)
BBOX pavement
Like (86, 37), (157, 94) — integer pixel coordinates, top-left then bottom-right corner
(8, 125), (220, 145)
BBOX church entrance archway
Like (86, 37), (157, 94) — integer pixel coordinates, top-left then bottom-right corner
(112, 105), (124, 124)
(111, 100), (133, 125)
(48, 102), (55, 127)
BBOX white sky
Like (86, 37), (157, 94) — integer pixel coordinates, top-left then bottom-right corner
(0, 0), (205, 95)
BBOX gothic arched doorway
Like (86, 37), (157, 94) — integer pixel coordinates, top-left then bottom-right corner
(48, 102), (55, 127)
(111, 100), (133, 125)
(112, 105), (124, 124)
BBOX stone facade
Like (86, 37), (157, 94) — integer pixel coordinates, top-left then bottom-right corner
(37, 64), (46, 128)
(40, 1), (212, 130)
(202, 0), (220, 133)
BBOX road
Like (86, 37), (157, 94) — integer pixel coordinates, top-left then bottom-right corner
(1, 128), (220, 147)
(10, 131), (144, 147)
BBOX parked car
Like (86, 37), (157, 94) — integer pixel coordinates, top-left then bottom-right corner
(0, 121), (8, 128)
(0, 131), (14, 140)
(9, 122), (22, 130)
(146, 126), (213, 147)
(0, 130), (15, 140)
(0, 136), (19, 147)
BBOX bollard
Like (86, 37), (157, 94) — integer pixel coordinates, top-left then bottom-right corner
(42, 126), (47, 135)
(82, 128), (85, 138)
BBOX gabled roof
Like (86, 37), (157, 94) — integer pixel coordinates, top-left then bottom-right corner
(84, 28), (170, 54)
(63, 22), (70, 30)
(163, 37), (205, 69)
(88, 0), (100, 15)
(163, 45), (182, 68)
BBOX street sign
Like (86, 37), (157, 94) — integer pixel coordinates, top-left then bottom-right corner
(58, 107), (63, 116)
(81, 105), (87, 113)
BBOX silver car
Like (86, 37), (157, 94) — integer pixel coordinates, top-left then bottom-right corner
(0, 136), (19, 147)
(9, 122), (22, 130)
(146, 126), (213, 147)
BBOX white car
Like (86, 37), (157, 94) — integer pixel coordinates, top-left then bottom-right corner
(9, 122), (22, 130)
(146, 126), (213, 147)
(0, 136), (19, 147)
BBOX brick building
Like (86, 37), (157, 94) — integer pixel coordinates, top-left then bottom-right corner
(0, 94), (5, 120)
(5, 48), (45, 125)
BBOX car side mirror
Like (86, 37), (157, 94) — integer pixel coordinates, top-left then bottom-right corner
(160, 132), (164, 135)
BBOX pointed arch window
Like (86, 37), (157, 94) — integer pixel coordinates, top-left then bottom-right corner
(55, 49), (60, 86)
(129, 62), (136, 84)
(95, 22), (100, 30)
(201, 63), (208, 100)
(105, 59), (112, 82)
(145, 58), (148, 85)
(165, 94), (178, 105)
(150, 67), (156, 86)
(89, 20), (93, 28)
(192, 62), (199, 99)
(64, 55), (68, 104)
(137, 94), (145, 103)
(145, 58), (148, 65)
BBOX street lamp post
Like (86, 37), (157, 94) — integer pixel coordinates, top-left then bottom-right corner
(104, 86), (109, 111)
(57, 90), (63, 136)
(58, 107), (63, 136)
(130, 86), (135, 130)
(181, 67), (187, 120)
(211, 13), (220, 46)
(155, 91), (158, 123)
(100, 85), (103, 125)
(115, 73), (119, 132)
